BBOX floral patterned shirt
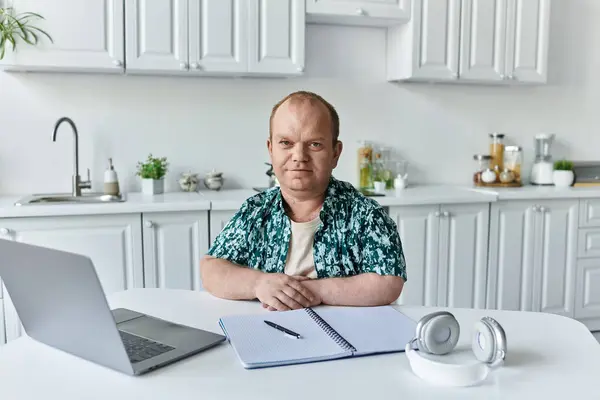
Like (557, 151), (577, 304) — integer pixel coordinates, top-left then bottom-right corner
(207, 176), (407, 281)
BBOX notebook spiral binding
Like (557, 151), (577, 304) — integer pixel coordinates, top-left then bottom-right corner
(305, 308), (357, 352)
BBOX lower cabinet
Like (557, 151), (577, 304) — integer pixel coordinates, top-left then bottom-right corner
(209, 210), (238, 246)
(0, 213), (144, 342)
(388, 202), (490, 309)
(142, 211), (209, 291)
(486, 199), (578, 318)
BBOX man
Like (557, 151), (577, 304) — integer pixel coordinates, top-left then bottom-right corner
(200, 91), (406, 311)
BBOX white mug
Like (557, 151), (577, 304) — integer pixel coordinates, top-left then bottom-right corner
(373, 181), (386, 194)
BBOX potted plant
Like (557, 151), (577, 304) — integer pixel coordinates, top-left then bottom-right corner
(553, 159), (574, 188)
(136, 154), (168, 195)
(0, 7), (53, 60)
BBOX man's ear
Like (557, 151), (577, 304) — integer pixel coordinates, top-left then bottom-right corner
(332, 140), (343, 168)
(267, 138), (272, 157)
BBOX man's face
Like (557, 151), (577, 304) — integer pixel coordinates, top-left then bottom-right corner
(268, 99), (342, 197)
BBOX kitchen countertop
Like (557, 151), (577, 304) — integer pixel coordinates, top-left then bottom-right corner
(1, 184), (600, 218)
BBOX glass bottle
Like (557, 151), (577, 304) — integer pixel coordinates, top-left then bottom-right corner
(489, 133), (505, 172)
(357, 141), (373, 190)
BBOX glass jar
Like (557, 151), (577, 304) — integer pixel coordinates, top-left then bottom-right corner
(489, 133), (505, 172)
(473, 154), (493, 184)
(504, 145), (523, 183)
(357, 141), (373, 190)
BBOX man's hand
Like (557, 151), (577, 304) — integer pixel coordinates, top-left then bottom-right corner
(255, 274), (320, 311)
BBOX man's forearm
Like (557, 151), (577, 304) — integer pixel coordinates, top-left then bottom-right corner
(303, 273), (404, 307)
(200, 255), (262, 300)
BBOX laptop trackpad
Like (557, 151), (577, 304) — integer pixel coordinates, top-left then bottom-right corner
(118, 316), (194, 348)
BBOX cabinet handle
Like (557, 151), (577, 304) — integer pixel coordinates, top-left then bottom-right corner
(113, 60), (123, 67)
(539, 206), (546, 213)
(500, 74), (506, 80)
(434, 211), (441, 217)
(180, 62), (188, 70)
(191, 62), (200, 69)
(297, 66), (304, 72)
(356, 8), (366, 15)
(145, 221), (154, 228)
(443, 211), (450, 217)
(0, 228), (9, 235)
(532, 205), (538, 212)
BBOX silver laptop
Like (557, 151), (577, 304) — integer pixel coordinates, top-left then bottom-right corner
(0, 239), (226, 375)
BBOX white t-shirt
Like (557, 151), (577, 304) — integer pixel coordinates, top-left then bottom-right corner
(284, 216), (321, 279)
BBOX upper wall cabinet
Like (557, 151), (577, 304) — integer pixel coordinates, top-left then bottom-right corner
(306, 0), (410, 26)
(125, 0), (305, 76)
(0, 0), (125, 72)
(386, 0), (551, 84)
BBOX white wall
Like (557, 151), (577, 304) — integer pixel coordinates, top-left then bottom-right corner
(0, 0), (598, 195)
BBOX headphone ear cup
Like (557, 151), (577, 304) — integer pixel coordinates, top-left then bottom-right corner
(472, 317), (505, 363)
(419, 313), (460, 355)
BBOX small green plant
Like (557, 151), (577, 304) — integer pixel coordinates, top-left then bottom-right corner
(0, 7), (53, 60)
(554, 159), (574, 171)
(136, 154), (168, 180)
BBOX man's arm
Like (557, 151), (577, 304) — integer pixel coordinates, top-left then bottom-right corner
(302, 273), (404, 306)
(302, 206), (407, 307)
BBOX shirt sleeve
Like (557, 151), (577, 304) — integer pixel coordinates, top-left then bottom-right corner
(360, 207), (407, 281)
(207, 198), (255, 267)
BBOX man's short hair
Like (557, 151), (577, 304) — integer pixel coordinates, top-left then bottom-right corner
(269, 90), (340, 144)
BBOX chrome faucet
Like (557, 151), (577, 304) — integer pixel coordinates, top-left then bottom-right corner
(52, 117), (91, 197)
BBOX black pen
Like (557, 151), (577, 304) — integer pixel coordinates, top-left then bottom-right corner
(264, 320), (301, 339)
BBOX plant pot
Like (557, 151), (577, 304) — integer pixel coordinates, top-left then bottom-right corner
(553, 170), (574, 187)
(142, 178), (164, 195)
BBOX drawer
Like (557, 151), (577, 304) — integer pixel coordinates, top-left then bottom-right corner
(579, 199), (600, 227)
(578, 228), (600, 258)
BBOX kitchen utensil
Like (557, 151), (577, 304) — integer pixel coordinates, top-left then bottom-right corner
(531, 133), (555, 185)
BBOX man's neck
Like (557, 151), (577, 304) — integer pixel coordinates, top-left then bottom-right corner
(280, 188), (325, 223)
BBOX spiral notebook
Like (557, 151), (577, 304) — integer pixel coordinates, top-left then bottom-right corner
(218, 305), (417, 369)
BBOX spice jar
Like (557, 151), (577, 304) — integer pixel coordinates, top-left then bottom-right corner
(504, 145), (523, 183)
(473, 154), (493, 184)
(489, 133), (505, 172)
(357, 141), (373, 190)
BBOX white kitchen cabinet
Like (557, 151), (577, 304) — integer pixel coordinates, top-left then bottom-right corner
(0, 299), (5, 345)
(388, 202), (489, 309)
(387, 0), (551, 84)
(504, 0), (551, 83)
(306, 0), (410, 26)
(125, 0), (188, 73)
(209, 210), (238, 247)
(487, 199), (578, 317)
(574, 259), (600, 323)
(0, 213), (144, 342)
(124, 0), (304, 76)
(247, 0), (305, 75)
(142, 211), (209, 291)
(188, 0), (248, 74)
(0, 0), (125, 72)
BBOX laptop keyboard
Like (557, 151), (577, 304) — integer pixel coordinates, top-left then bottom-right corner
(119, 330), (175, 364)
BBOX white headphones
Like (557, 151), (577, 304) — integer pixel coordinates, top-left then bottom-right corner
(405, 311), (507, 387)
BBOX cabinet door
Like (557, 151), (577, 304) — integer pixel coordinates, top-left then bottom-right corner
(125, 0), (188, 73)
(459, 0), (507, 82)
(574, 259), (600, 320)
(0, 0), (124, 72)
(402, 0), (461, 81)
(0, 299), (5, 345)
(209, 210), (238, 246)
(188, 0), (248, 74)
(0, 214), (143, 342)
(534, 200), (578, 317)
(306, 0), (410, 25)
(247, 0), (305, 75)
(388, 205), (439, 306)
(142, 211), (209, 291)
(504, 0), (551, 83)
(487, 200), (537, 311)
(438, 203), (490, 309)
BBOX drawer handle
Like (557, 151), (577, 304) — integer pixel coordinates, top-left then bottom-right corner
(0, 228), (10, 235)
(145, 221), (154, 228)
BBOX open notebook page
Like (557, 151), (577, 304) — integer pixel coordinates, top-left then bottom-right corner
(219, 308), (350, 368)
(314, 306), (417, 356)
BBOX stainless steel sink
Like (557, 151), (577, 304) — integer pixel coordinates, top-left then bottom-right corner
(15, 193), (126, 206)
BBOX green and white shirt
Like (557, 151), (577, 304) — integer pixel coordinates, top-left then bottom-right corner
(207, 176), (407, 281)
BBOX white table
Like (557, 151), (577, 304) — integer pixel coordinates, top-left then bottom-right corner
(1, 289), (600, 399)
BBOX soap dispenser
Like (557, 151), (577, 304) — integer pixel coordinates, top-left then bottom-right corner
(104, 158), (120, 196)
